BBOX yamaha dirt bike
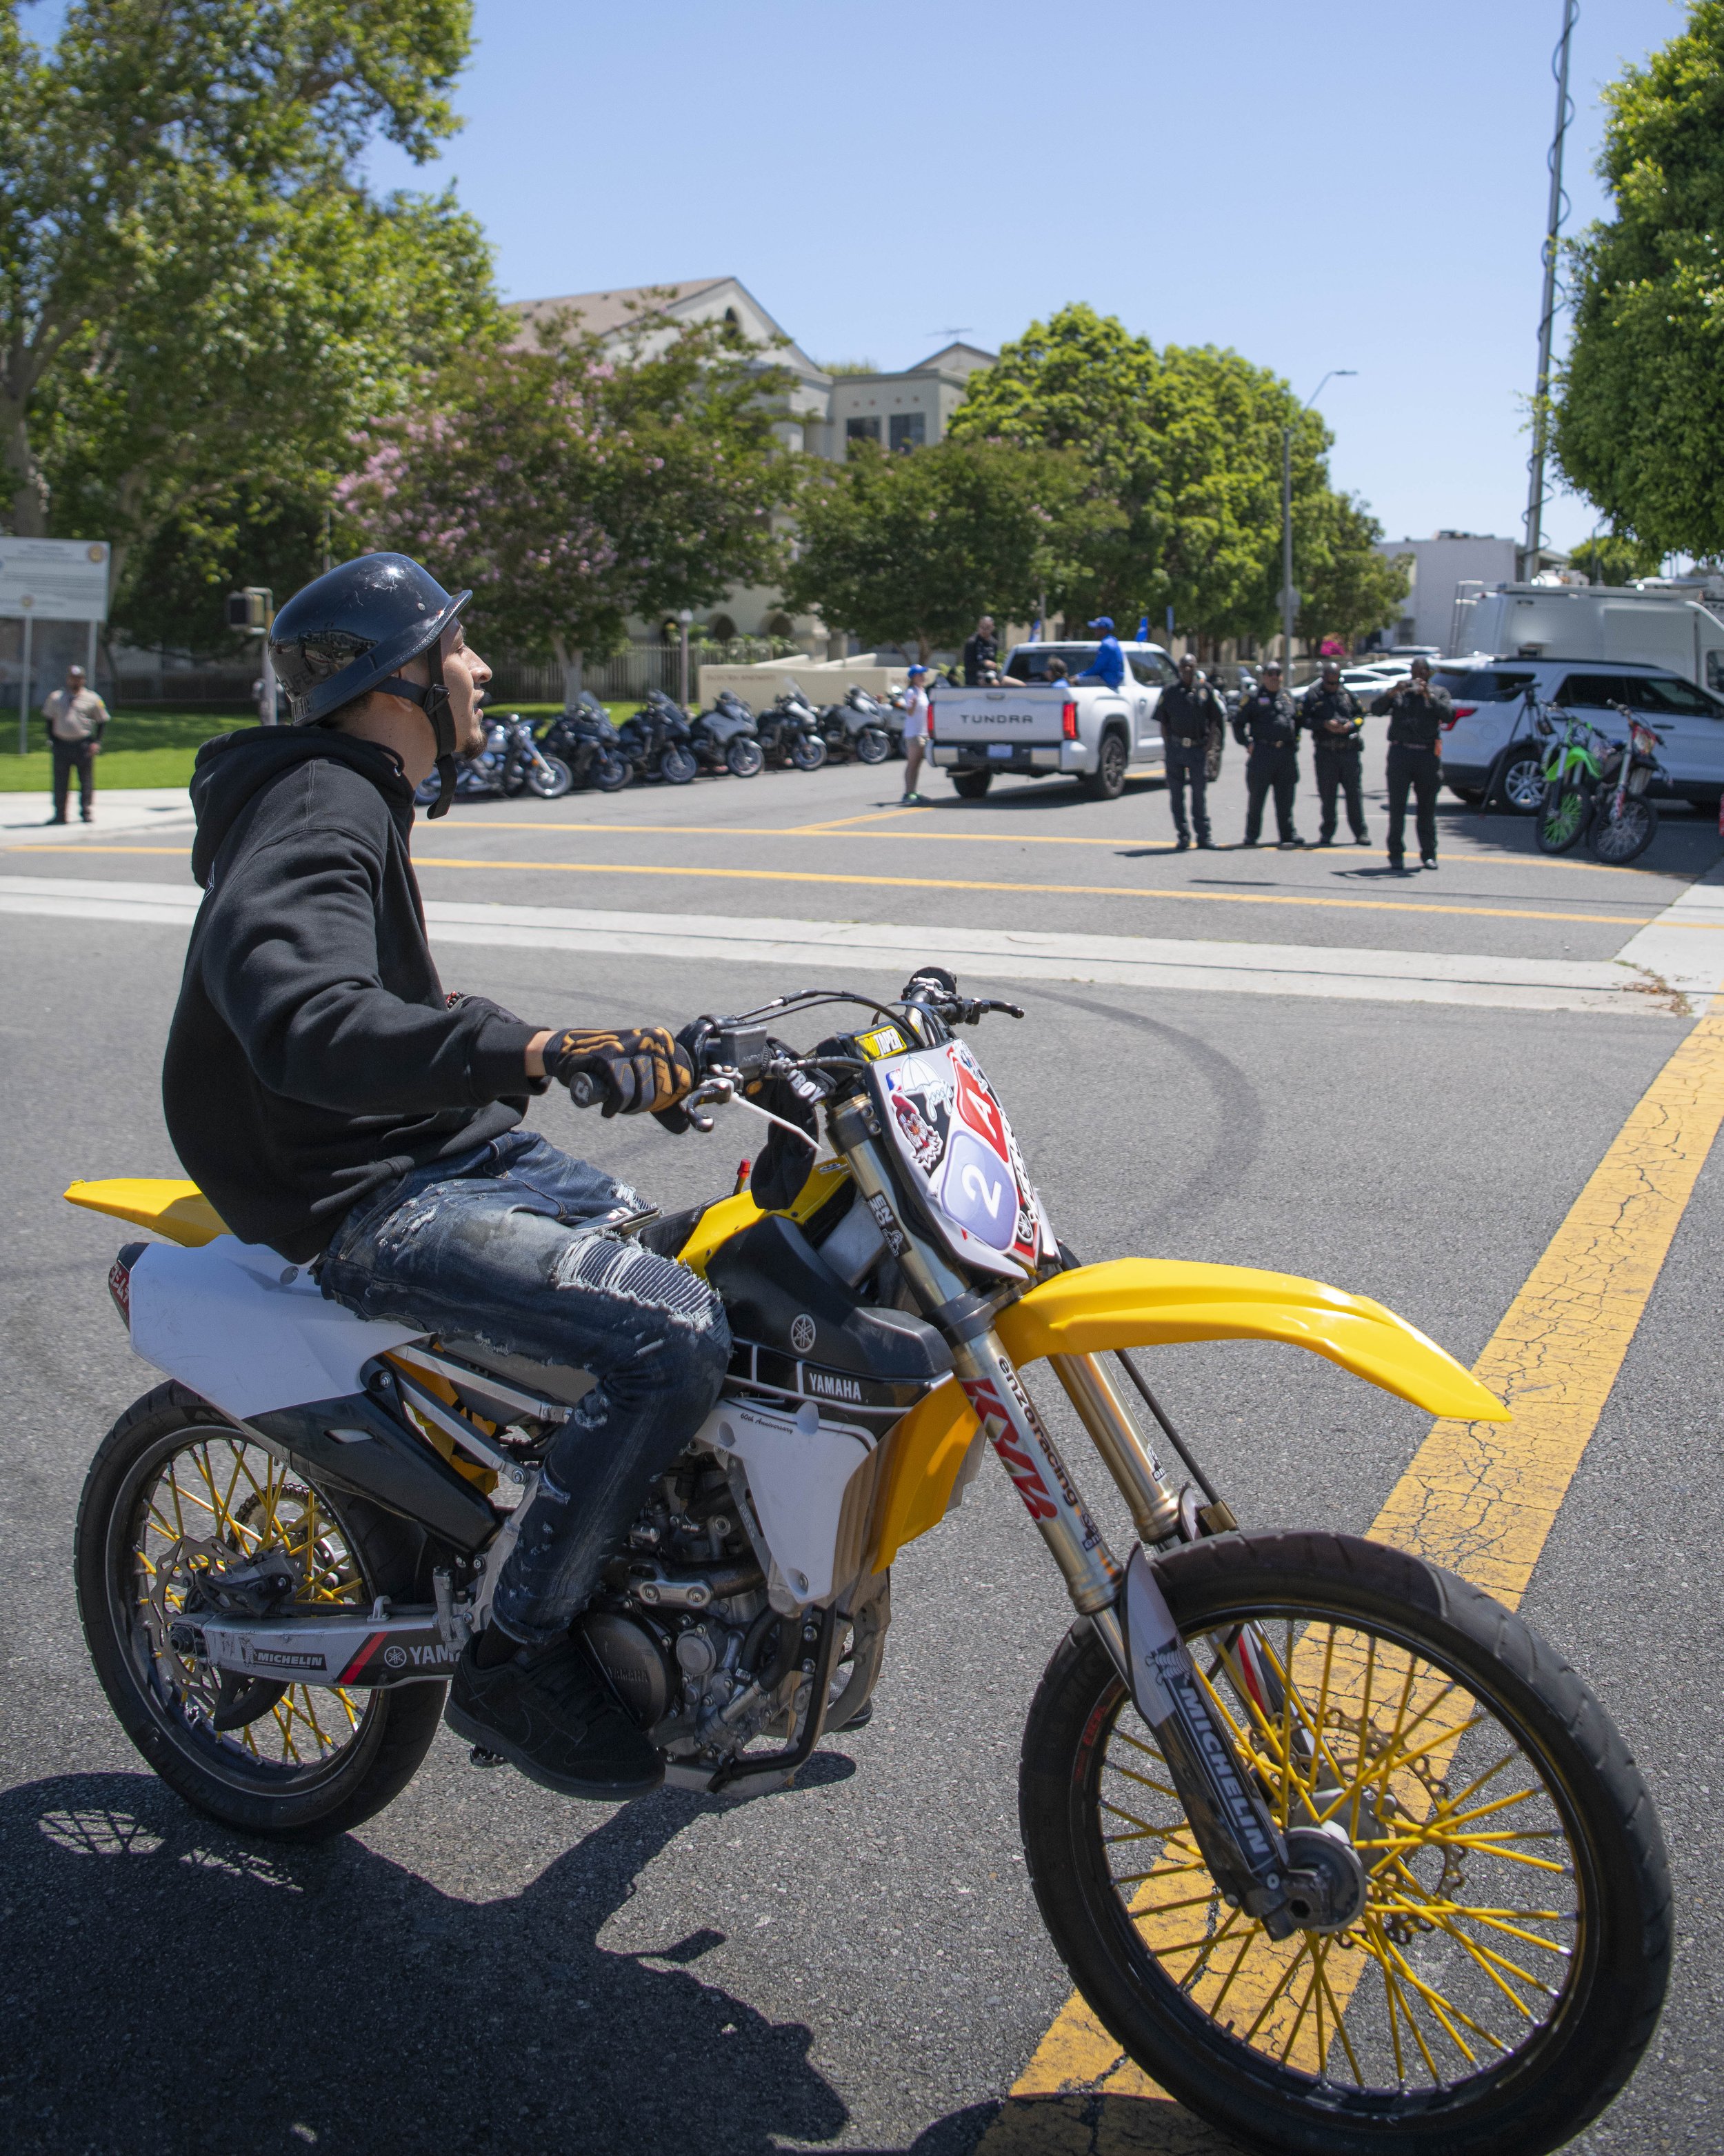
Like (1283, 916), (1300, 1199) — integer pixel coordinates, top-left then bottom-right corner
(412, 713), (574, 806)
(70, 970), (1667, 2156)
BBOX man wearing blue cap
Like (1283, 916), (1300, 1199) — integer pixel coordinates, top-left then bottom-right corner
(1075, 617), (1126, 692)
(900, 662), (931, 803)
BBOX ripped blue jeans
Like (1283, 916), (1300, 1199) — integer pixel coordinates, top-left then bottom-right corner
(319, 1130), (730, 1646)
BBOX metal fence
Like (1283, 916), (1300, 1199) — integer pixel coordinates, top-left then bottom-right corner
(105, 637), (805, 710)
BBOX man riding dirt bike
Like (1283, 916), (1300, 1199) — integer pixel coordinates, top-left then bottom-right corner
(72, 550), (1671, 2156)
(157, 553), (731, 1799)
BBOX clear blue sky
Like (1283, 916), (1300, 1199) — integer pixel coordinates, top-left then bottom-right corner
(359, 0), (1683, 556)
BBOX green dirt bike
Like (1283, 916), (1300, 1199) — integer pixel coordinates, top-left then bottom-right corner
(1532, 706), (1611, 855)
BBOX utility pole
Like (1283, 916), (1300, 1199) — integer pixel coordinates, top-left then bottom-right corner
(1283, 370), (1355, 677)
(1522, 0), (1578, 577)
(677, 609), (694, 709)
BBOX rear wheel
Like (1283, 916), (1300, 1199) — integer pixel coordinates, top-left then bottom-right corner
(856, 726), (890, 765)
(727, 737), (765, 778)
(950, 769), (994, 799)
(1019, 1531), (1669, 2156)
(1535, 777), (1592, 853)
(1085, 730), (1128, 801)
(76, 1384), (444, 1841)
(1590, 794), (1658, 864)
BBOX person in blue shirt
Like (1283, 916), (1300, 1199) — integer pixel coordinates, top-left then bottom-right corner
(1074, 617), (1125, 691)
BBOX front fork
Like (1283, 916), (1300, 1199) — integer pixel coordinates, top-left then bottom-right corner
(836, 1109), (1303, 1930)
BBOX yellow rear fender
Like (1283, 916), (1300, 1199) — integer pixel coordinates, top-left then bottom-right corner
(994, 1257), (1507, 1424)
(64, 1177), (228, 1248)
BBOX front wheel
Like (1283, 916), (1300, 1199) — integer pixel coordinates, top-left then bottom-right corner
(1590, 794), (1658, 864)
(1496, 745), (1546, 815)
(791, 733), (828, 771)
(589, 750), (631, 793)
(525, 754), (574, 799)
(726, 737), (765, 778)
(856, 726), (890, 766)
(1019, 1530), (1668, 2156)
(1535, 777), (1592, 853)
(661, 745), (699, 785)
(76, 1384), (445, 1841)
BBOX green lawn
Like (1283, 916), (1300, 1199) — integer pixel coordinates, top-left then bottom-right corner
(0, 701), (641, 792)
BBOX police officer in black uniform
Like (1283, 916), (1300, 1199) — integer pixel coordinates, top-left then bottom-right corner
(1156, 653), (1223, 849)
(1232, 658), (1303, 848)
(1372, 658), (1452, 870)
(1301, 658), (1370, 846)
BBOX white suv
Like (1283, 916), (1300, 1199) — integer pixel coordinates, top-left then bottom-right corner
(1431, 657), (1724, 813)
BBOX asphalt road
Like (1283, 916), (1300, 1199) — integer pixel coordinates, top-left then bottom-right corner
(6, 739), (1719, 966)
(1, 744), (1720, 2155)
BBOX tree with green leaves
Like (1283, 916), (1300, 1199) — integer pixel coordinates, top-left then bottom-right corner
(1294, 497), (1412, 654)
(1552, 2), (1724, 557)
(341, 316), (799, 699)
(946, 303), (1338, 643)
(1565, 532), (1666, 586)
(782, 438), (1103, 662)
(1, 0), (494, 626)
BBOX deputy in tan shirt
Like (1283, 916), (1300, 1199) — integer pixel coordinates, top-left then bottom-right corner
(42, 663), (110, 824)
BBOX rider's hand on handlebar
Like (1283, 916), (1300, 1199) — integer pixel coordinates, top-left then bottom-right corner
(543, 1026), (696, 1119)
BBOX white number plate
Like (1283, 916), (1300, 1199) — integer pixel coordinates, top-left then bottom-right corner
(988, 743), (1014, 759)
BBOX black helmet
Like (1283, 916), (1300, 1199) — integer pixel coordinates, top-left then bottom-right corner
(270, 553), (472, 815)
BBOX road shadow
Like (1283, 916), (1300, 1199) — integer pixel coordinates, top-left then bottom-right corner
(907, 775), (1166, 816)
(3, 1767), (852, 2156)
(1374, 785), (1720, 886)
(0, 1768), (1241, 2156)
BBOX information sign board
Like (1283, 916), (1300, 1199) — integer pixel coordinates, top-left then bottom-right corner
(0, 537), (110, 621)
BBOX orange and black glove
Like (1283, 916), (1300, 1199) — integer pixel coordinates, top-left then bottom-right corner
(543, 1026), (696, 1119)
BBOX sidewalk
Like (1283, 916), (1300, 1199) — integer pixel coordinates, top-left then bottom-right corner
(1, 786), (196, 843)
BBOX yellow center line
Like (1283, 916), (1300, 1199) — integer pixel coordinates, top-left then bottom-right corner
(988, 981), (1724, 2140)
(10, 844), (1703, 931)
(403, 855), (1684, 930)
(441, 814), (1690, 876)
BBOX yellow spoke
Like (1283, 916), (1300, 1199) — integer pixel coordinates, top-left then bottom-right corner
(1240, 1936), (1313, 2046)
(1368, 1922), (1443, 2085)
(1203, 1924), (1264, 2024)
(1277, 1950), (1325, 2068)
(1441, 1744), (1532, 1816)
(1423, 1911), (1550, 2012)
(1110, 1885), (1220, 1910)
(1432, 1784), (1545, 1832)
(1111, 1763), (1181, 1800)
(1314, 1940), (1364, 2085)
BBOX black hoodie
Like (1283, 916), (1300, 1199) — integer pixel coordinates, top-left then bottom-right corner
(163, 728), (543, 1261)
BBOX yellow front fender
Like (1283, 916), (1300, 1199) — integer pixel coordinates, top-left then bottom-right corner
(865, 1256), (1505, 1575)
(994, 1258), (1507, 1424)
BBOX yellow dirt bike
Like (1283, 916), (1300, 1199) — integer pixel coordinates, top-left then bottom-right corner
(68, 968), (1667, 2156)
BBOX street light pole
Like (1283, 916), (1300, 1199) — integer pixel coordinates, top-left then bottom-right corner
(1282, 369), (1356, 679)
(677, 609), (694, 709)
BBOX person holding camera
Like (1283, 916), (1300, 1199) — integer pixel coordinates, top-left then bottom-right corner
(1372, 658), (1452, 870)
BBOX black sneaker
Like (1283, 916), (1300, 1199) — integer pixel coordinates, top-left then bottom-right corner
(446, 1636), (663, 1801)
(1196, 835), (1216, 849)
(1174, 835), (1190, 851)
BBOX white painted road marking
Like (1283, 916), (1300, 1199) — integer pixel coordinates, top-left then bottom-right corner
(0, 872), (1702, 1015)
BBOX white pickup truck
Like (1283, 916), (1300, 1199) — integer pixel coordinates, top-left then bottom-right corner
(926, 639), (1179, 800)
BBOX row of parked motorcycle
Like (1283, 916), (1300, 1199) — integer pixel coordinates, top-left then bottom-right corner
(413, 683), (913, 805)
